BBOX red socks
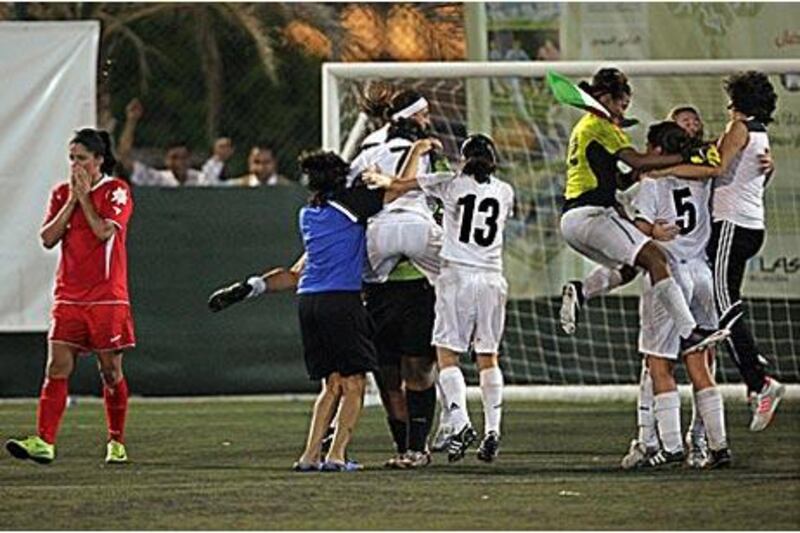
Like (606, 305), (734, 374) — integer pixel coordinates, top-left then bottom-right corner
(37, 377), (68, 444)
(103, 377), (129, 443)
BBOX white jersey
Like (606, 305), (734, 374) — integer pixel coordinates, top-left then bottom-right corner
(713, 120), (770, 230)
(360, 123), (389, 149)
(349, 136), (432, 217)
(632, 176), (711, 263)
(418, 171), (514, 271)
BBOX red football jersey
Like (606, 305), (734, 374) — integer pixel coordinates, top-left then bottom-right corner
(44, 176), (133, 304)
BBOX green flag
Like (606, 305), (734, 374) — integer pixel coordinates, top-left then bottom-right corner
(546, 70), (639, 128)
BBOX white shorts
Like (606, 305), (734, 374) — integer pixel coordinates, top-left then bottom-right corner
(364, 210), (442, 284)
(432, 263), (507, 354)
(639, 257), (718, 359)
(560, 206), (650, 270)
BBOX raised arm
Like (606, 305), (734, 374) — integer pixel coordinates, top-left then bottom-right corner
(117, 98), (143, 172)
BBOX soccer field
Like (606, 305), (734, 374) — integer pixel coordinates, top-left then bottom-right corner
(2, 398), (798, 530)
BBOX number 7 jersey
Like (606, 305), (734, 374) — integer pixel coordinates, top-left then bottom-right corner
(418, 171), (514, 271)
(632, 176), (711, 263)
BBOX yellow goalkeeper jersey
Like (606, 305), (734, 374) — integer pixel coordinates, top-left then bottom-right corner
(564, 113), (632, 210)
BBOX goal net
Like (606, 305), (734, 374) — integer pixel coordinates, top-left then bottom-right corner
(323, 60), (800, 391)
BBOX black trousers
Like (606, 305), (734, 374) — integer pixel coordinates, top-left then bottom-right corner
(707, 220), (767, 393)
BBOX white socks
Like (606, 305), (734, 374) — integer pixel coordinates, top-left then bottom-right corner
(654, 391), (682, 453)
(652, 277), (697, 339)
(435, 377), (452, 429)
(637, 365), (659, 450)
(438, 366), (470, 430)
(583, 266), (624, 300)
(695, 387), (727, 451)
(479, 367), (504, 435)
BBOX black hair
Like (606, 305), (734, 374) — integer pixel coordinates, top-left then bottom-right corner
(646, 121), (694, 155)
(725, 71), (777, 124)
(578, 68), (632, 100)
(165, 140), (190, 152)
(389, 89), (425, 118)
(70, 128), (116, 175)
(252, 142), (275, 154)
(298, 149), (350, 206)
(358, 81), (396, 121)
(386, 88), (430, 141)
(460, 133), (498, 183)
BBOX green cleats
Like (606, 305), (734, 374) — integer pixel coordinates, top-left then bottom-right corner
(6, 436), (55, 464)
(105, 440), (128, 464)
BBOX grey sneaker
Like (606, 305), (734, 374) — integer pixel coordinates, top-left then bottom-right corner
(620, 439), (658, 470)
(685, 432), (709, 469)
(431, 424), (454, 453)
(750, 377), (786, 432)
(398, 450), (432, 469)
(560, 281), (583, 335)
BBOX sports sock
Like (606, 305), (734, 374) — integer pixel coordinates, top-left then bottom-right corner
(652, 277), (697, 339)
(103, 377), (129, 443)
(435, 378), (452, 429)
(37, 377), (68, 445)
(583, 266), (623, 300)
(690, 355), (716, 442)
(438, 366), (470, 430)
(406, 386), (436, 452)
(386, 417), (408, 454)
(637, 365), (659, 450)
(695, 387), (727, 451)
(479, 367), (503, 435)
(654, 391), (682, 453)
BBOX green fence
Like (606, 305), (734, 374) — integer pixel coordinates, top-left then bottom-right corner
(0, 186), (312, 397)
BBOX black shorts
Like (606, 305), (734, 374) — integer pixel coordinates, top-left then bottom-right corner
(298, 292), (378, 380)
(363, 279), (436, 366)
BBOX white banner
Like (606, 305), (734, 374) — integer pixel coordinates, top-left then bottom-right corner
(0, 21), (99, 331)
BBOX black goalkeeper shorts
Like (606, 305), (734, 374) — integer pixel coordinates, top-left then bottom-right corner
(298, 291), (378, 381)
(363, 279), (436, 366)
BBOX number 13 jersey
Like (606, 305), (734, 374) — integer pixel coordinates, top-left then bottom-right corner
(418, 171), (514, 271)
(632, 176), (711, 264)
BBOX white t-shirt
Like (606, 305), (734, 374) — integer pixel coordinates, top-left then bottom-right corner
(131, 161), (208, 187)
(349, 136), (432, 218)
(713, 120), (770, 230)
(418, 171), (514, 271)
(632, 176), (711, 263)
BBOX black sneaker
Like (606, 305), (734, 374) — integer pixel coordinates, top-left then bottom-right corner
(705, 448), (732, 469)
(447, 424), (478, 463)
(680, 327), (730, 356)
(643, 449), (685, 468)
(476, 431), (500, 463)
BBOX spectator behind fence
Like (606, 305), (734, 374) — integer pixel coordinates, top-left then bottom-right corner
(117, 98), (230, 187)
(226, 144), (292, 187)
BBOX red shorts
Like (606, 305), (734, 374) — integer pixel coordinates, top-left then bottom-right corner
(49, 303), (136, 354)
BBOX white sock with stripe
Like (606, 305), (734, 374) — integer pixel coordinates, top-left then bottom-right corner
(479, 367), (503, 435)
(438, 366), (470, 430)
(696, 387), (727, 451)
(654, 391), (682, 453)
(637, 365), (659, 450)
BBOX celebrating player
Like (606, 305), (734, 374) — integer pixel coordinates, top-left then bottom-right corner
(6, 129), (135, 464)
(558, 68), (727, 357)
(368, 133), (514, 463)
(644, 72), (785, 431)
(209, 150), (418, 471)
(349, 88), (444, 467)
(619, 122), (730, 469)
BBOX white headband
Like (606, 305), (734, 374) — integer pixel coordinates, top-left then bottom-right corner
(391, 97), (429, 121)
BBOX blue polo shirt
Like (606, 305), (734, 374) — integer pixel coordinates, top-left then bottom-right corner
(297, 187), (384, 294)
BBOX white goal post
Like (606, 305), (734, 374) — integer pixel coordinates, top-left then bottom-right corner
(322, 59), (800, 402)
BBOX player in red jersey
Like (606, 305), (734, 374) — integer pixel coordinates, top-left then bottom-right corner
(5, 128), (135, 464)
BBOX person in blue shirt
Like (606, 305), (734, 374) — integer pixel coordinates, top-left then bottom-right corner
(209, 149), (418, 472)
